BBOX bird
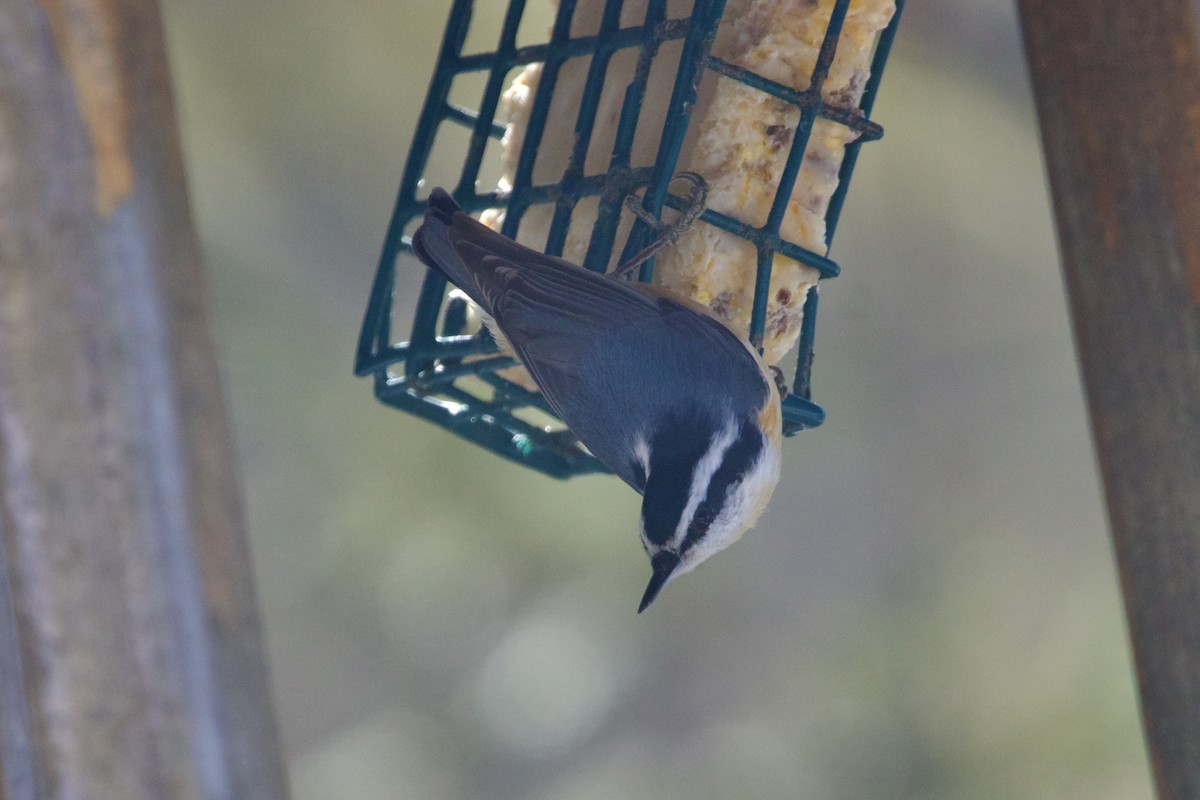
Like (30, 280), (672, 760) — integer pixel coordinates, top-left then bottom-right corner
(411, 188), (782, 612)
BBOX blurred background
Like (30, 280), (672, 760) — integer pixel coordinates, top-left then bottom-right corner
(159, 1), (1154, 798)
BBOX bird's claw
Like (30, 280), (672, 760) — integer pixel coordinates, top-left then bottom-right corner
(769, 366), (790, 400)
(612, 172), (709, 280)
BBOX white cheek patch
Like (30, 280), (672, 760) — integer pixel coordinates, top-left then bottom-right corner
(633, 435), (650, 477)
(678, 442), (781, 576)
(634, 433), (652, 551)
(671, 416), (738, 550)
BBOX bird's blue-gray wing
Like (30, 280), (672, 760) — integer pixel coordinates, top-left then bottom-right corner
(414, 191), (770, 486)
(474, 254), (769, 484)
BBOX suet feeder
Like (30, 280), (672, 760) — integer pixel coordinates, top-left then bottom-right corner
(355, 0), (905, 478)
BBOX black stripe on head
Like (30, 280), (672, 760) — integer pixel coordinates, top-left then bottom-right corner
(681, 418), (764, 552)
(640, 408), (718, 548)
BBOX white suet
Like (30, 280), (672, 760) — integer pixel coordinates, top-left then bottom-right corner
(479, 0), (894, 368)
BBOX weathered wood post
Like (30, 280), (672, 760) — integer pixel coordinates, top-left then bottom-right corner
(1018, 3), (1200, 798)
(0, 2), (290, 798)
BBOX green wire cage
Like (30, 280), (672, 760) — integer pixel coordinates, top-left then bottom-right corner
(356, 0), (905, 478)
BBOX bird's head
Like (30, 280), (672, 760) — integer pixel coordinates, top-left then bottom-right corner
(633, 400), (782, 612)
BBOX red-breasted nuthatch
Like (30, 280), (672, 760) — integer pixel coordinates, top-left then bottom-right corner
(413, 189), (782, 612)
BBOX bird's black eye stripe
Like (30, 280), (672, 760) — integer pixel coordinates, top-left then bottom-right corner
(684, 506), (717, 548)
(683, 418), (763, 548)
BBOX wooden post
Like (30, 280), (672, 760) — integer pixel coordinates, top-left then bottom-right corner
(0, 2), (290, 799)
(1018, 3), (1200, 799)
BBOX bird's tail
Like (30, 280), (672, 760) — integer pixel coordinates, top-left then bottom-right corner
(411, 189), (486, 308)
(423, 187), (461, 226)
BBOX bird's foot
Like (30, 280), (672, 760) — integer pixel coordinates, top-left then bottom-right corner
(612, 172), (708, 280)
(769, 366), (790, 400)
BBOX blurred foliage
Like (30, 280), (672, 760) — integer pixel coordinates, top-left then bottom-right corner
(161, 1), (1153, 798)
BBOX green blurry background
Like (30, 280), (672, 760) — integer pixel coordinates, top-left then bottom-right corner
(159, 2), (1154, 798)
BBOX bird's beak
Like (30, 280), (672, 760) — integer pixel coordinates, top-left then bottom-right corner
(638, 551), (681, 613)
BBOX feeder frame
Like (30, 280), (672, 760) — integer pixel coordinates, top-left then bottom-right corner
(356, 0), (905, 478)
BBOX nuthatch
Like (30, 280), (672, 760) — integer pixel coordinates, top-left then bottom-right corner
(413, 189), (782, 612)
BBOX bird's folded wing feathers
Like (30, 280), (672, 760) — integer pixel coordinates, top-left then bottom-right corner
(426, 198), (769, 408)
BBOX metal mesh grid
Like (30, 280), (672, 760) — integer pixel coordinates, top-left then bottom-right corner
(356, 0), (905, 478)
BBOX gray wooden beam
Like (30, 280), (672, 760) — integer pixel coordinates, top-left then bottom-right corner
(1018, 3), (1200, 798)
(0, 2), (290, 798)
